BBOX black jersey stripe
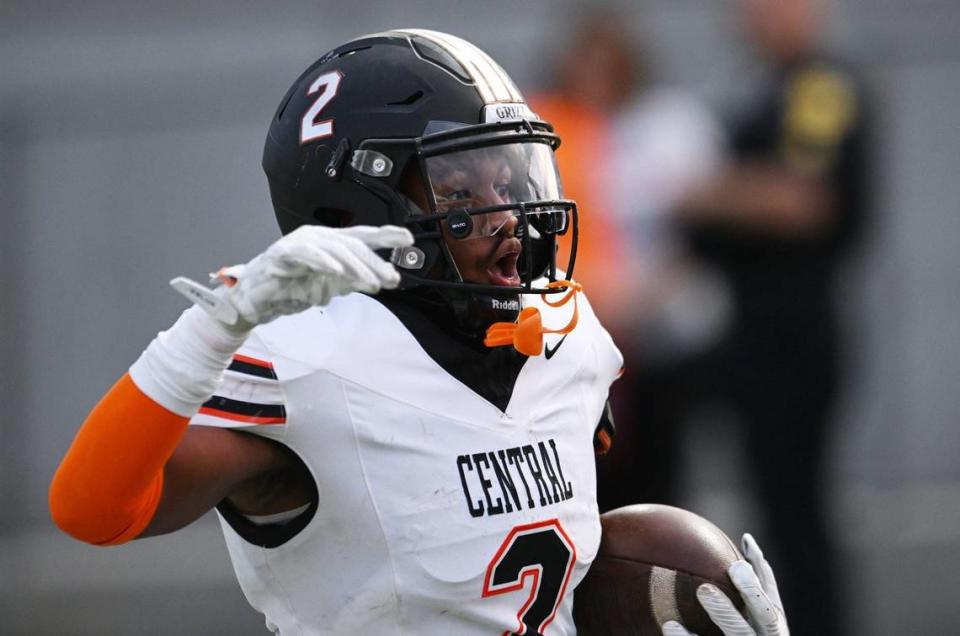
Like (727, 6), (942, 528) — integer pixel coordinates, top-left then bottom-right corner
(228, 357), (279, 380)
(201, 395), (286, 419)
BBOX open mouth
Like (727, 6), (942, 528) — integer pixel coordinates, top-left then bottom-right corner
(487, 237), (522, 287)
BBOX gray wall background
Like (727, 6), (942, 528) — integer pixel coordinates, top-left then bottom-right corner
(1, 1), (958, 634)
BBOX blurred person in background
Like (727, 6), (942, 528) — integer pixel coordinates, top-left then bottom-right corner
(534, 3), (870, 633)
(677, 0), (871, 633)
(530, 13), (732, 511)
(527, 12), (632, 323)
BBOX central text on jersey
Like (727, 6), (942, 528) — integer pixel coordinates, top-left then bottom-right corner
(456, 439), (574, 518)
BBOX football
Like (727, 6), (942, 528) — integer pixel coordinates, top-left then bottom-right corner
(574, 504), (746, 636)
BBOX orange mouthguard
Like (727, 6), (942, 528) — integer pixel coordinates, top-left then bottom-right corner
(484, 280), (582, 356)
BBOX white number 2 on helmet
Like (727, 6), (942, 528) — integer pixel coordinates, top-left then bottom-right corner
(300, 70), (343, 144)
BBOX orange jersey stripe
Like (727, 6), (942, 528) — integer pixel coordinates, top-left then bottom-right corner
(197, 406), (286, 425)
(232, 353), (274, 369)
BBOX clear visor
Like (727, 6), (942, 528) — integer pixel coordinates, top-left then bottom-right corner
(424, 142), (568, 240)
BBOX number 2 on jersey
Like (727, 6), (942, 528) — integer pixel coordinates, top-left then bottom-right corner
(483, 519), (576, 636)
(300, 70), (343, 144)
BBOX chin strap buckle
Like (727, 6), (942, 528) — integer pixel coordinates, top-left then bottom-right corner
(483, 280), (582, 356)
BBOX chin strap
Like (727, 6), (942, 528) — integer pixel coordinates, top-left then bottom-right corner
(484, 281), (582, 356)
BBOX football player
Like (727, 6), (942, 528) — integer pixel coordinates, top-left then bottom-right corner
(49, 29), (789, 635)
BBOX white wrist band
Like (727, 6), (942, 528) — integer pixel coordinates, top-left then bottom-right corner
(129, 306), (250, 417)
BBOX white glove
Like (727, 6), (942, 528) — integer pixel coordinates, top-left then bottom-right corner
(170, 224), (414, 330)
(662, 533), (789, 636)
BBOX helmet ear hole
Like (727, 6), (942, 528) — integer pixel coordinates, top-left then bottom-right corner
(313, 208), (354, 228)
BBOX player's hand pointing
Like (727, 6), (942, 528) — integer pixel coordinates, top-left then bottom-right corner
(171, 224), (414, 330)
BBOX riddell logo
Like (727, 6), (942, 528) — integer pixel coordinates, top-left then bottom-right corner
(491, 298), (520, 311)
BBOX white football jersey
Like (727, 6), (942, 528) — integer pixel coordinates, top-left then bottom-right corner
(189, 288), (622, 635)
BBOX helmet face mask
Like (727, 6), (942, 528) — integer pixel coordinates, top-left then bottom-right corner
(392, 123), (577, 296)
(263, 29), (579, 330)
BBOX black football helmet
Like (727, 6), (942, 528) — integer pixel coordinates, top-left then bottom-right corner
(262, 29), (578, 331)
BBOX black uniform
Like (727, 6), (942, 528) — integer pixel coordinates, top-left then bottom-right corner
(597, 54), (868, 636)
(688, 56), (870, 636)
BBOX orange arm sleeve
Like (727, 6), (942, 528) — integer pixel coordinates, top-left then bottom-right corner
(49, 373), (190, 546)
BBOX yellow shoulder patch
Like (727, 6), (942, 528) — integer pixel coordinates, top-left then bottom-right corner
(783, 65), (857, 146)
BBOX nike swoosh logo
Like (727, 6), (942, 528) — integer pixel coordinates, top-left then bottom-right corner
(544, 335), (568, 359)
